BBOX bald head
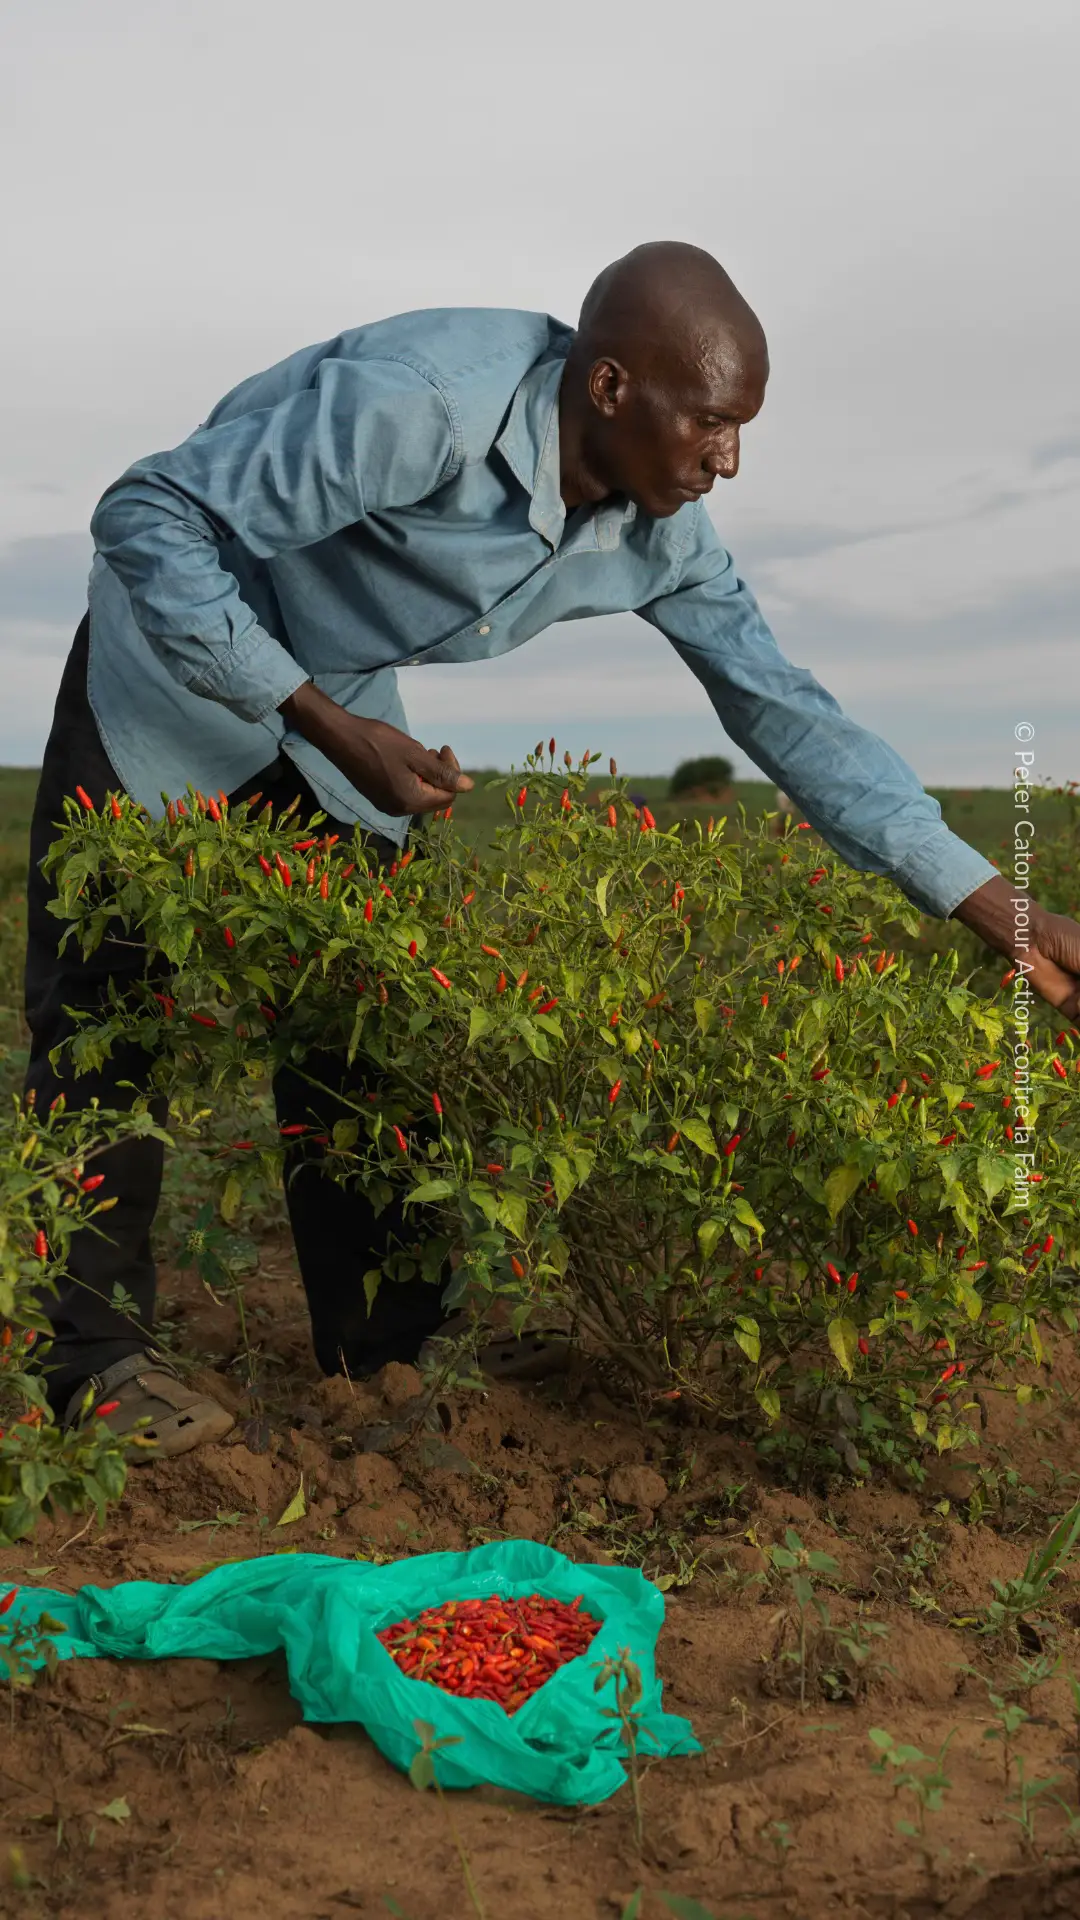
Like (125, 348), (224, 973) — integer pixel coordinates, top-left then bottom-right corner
(576, 241), (767, 382)
(560, 243), (769, 519)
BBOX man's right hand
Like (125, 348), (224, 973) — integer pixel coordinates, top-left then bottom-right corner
(279, 682), (474, 816)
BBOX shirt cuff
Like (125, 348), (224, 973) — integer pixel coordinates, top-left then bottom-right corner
(191, 628), (311, 725)
(891, 825), (999, 919)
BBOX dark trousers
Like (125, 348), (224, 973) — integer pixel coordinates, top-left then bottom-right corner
(26, 618), (446, 1412)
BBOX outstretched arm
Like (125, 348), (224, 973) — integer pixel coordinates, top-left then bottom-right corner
(642, 508), (1080, 1015)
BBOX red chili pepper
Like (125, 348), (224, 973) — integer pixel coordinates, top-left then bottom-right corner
(176, 799), (187, 817)
(408, 939), (418, 958)
(847, 1273), (858, 1293)
(1052, 1057), (1068, 1080)
(432, 1092), (443, 1117)
(292, 838), (317, 853)
(306, 859), (317, 887)
(279, 1123), (308, 1136)
(975, 1061), (1000, 1078)
(528, 985), (544, 1002)
(154, 991), (175, 1019)
(938, 1133), (957, 1147)
(183, 850), (195, 879)
(381, 883), (394, 899)
(364, 898), (374, 923)
(190, 1012), (218, 1029)
(33, 1230), (48, 1260)
(760, 993), (769, 1008)
(833, 954), (844, 985)
(481, 944), (501, 958)
(82, 1173), (106, 1192)
(826, 1262), (842, 1286)
(886, 1092), (900, 1108)
(279, 861), (292, 888)
(0, 1589), (18, 1616)
(609, 1080), (622, 1106)
(223, 926), (236, 949)
(257, 854), (273, 878)
(392, 1125), (408, 1155)
(516, 786), (528, 808)
(510, 1255), (526, 1279)
(461, 889), (476, 907)
(666, 1131), (680, 1153)
(811, 1067), (830, 1081)
(640, 806), (656, 830)
(858, 1337), (870, 1356)
(431, 968), (452, 991)
(906, 1218), (919, 1236)
(560, 788), (572, 813)
(75, 785), (95, 812)
(536, 998), (559, 1015)
(108, 793), (123, 821)
(207, 795), (221, 823)
(607, 805), (617, 829)
(95, 1399), (121, 1417)
(786, 1130), (797, 1148)
(722, 1134), (741, 1156)
(486, 1162), (504, 1175)
(319, 872), (329, 901)
(894, 1289), (910, 1300)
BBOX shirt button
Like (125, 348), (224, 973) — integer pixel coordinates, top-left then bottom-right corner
(478, 624), (490, 635)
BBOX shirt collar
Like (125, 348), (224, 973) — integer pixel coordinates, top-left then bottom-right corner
(495, 345), (634, 553)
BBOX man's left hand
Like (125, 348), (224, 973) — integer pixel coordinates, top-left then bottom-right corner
(952, 875), (1080, 1018)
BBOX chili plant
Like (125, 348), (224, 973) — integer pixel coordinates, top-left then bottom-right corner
(47, 752), (1080, 1467)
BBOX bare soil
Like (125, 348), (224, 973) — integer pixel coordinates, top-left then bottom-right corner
(5, 1242), (1080, 1920)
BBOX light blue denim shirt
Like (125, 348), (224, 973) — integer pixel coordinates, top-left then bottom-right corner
(88, 306), (995, 916)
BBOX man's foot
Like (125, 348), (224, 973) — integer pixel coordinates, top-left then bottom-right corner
(63, 1351), (235, 1460)
(418, 1318), (571, 1382)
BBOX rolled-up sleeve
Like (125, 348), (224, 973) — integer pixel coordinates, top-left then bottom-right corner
(90, 358), (457, 723)
(639, 508), (996, 919)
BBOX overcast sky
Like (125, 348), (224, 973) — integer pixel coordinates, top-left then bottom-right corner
(2, 0), (1077, 784)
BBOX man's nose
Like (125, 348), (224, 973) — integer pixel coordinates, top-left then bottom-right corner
(705, 426), (741, 479)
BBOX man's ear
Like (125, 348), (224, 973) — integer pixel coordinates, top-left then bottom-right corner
(587, 356), (629, 418)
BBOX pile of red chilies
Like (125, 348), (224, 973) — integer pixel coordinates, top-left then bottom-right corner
(376, 1592), (601, 1712)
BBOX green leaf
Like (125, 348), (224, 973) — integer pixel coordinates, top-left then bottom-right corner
(621, 1895), (644, 1920)
(660, 1896), (726, 1919)
(976, 1152), (1011, 1203)
(467, 1006), (494, 1047)
(697, 1218), (721, 1257)
(595, 873), (613, 917)
(497, 1191), (529, 1240)
(403, 1179), (458, 1208)
(548, 1153), (576, 1210)
(756, 1384), (781, 1422)
(96, 1797), (131, 1824)
(883, 1012), (898, 1054)
(409, 1751), (435, 1793)
(276, 1476), (307, 1527)
(827, 1316), (859, 1379)
(733, 1324), (760, 1364)
(694, 997), (714, 1036)
(680, 1117), (717, 1157)
(219, 1172), (243, 1225)
(824, 1163), (862, 1219)
(731, 1196), (765, 1238)
(333, 1118), (359, 1151)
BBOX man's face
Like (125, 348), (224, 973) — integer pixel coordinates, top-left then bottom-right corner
(583, 338), (769, 518)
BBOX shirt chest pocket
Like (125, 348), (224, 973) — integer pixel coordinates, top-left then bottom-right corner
(401, 551), (640, 669)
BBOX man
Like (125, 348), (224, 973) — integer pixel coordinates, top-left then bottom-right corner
(27, 241), (1080, 1457)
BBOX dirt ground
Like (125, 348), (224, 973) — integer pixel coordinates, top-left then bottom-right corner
(5, 1243), (1080, 1920)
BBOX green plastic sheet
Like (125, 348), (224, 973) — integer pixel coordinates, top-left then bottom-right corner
(1, 1540), (698, 1804)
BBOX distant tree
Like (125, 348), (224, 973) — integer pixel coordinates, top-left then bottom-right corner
(669, 755), (734, 798)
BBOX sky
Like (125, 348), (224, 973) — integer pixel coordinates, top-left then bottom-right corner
(1, 0), (1077, 786)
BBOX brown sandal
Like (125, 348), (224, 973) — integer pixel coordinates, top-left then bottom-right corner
(63, 1350), (235, 1460)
